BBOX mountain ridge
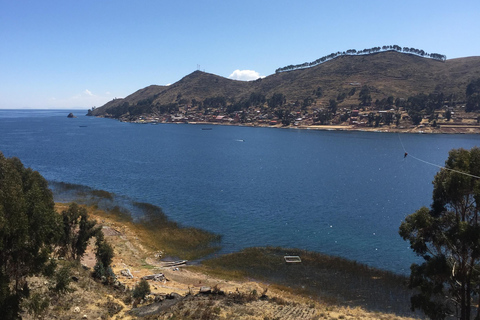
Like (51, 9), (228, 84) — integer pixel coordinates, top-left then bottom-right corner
(89, 51), (480, 120)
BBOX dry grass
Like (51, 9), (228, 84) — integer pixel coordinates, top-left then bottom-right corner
(21, 261), (129, 320)
(76, 203), (220, 261)
(133, 202), (221, 259)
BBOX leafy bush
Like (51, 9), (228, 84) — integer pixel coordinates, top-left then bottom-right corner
(23, 293), (50, 317)
(94, 232), (114, 283)
(132, 279), (151, 300)
(52, 264), (74, 294)
(93, 261), (106, 280)
(58, 203), (99, 260)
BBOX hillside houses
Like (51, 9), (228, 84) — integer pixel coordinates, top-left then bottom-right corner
(126, 100), (480, 135)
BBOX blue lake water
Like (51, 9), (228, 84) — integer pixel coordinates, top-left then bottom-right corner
(1, 109), (479, 274)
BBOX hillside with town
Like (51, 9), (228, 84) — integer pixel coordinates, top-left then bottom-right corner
(88, 50), (480, 133)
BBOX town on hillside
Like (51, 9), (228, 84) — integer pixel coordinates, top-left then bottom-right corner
(87, 51), (480, 134)
(107, 96), (480, 134)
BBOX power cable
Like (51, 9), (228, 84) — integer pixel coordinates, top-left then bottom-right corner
(397, 133), (480, 180)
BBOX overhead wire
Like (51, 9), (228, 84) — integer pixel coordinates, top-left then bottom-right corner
(397, 133), (480, 180)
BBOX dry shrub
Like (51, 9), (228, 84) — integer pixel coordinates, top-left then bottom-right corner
(104, 301), (123, 316)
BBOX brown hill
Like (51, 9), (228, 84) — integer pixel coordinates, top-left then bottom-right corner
(265, 52), (480, 101)
(90, 51), (480, 118)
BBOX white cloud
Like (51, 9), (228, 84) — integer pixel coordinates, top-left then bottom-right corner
(228, 69), (263, 81)
(84, 89), (93, 96)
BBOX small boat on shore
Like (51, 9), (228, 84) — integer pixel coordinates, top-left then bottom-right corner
(161, 260), (188, 267)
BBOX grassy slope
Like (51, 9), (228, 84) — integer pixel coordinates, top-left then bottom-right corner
(253, 52), (480, 103)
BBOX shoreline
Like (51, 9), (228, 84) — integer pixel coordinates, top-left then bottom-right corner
(99, 115), (480, 134)
(66, 202), (419, 318)
(51, 181), (410, 276)
(49, 179), (422, 317)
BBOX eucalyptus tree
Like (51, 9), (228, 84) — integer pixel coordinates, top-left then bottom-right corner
(328, 99), (338, 115)
(466, 78), (480, 112)
(58, 202), (100, 261)
(358, 86), (372, 106)
(0, 153), (61, 318)
(399, 147), (480, 319)
(268, 93), (286, 109)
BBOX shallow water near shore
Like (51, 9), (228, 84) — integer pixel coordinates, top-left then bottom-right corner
(1, 109), (479, 274)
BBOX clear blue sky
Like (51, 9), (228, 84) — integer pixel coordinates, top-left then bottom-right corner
(1, 0), (479, 109)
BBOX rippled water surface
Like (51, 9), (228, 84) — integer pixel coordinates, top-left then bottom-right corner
(1, 109), (479, 273)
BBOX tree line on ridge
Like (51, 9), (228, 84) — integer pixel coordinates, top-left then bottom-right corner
(275, 45), (447, 73)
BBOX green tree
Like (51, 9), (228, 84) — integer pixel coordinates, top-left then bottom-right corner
(466, 78), (480, 97)
(203, 96), (227, 109)
(248, 92), (266, 107)
(466, 78), (480, 112)
(410, 112), (423, 125)
(383, 112), (394, 125)
(367, 112), (375, 126)
(93, 231), (114, 281)
(315, 110), (331, 125)
(52, 263), (74, 294)
(191, 98), (198, 108)
(336, 92), (346, 102)
(267, 93), (286, 109)
(96, 233), (113, 268)
(445, 109), (452, 121)
(358, 86), (372, 106)
(58, 203), (99, 261)
(395, 113), (401, 126)
(399, 147), (480, 319)
(302, 96), (314, 109)
(395, 98), (405, 109)
(0, 153), (61, 319)
(328, 99), (338, 115)
(132, 279), (151, 300)
(386, 96), (394, 106)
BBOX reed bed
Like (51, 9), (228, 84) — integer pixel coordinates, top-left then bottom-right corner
(200, 247), (419, 317)
(51, 182), (221, 260)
